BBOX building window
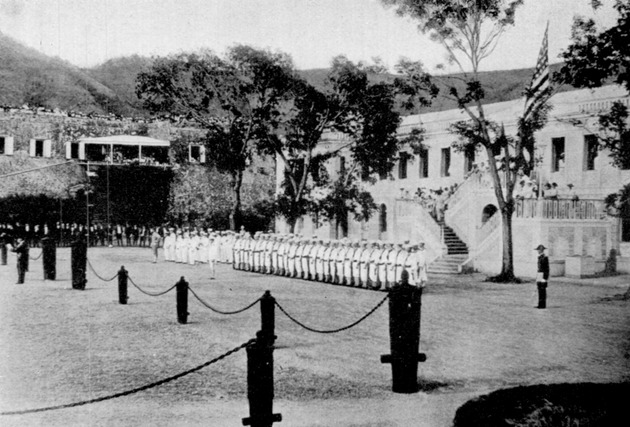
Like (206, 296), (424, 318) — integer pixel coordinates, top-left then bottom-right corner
(189, 145), (206, 163)
(339, 156), (346, 177)
(71, 143), (79, 159)
(35, 139), (44, 157)
(0, 136), (5, 155)
(379, 204), (387, 233)
(552, 137), (565, 172)
(418, 149), (429, 178)
(441, 148), (451, 177)
(584, 135), (598, 171)
(464, 148), (475, 174)
(622, 218), (630, 242)
(398, 152), (408, 179)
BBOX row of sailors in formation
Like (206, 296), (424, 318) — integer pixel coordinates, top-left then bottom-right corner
(161, 228), (238, 265)
(232, 234), (428, 290)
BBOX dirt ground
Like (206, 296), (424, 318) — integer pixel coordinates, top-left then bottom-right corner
(1, 247), (629, 427)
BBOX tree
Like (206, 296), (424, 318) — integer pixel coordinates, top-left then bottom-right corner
(559, 1), (630, 293)
(381, 0), (553, 282)
(266, 56), (434, 234)
(136, 46), (295, 230)
(557, 0), (630, 169)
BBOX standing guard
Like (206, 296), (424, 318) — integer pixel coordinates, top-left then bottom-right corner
(307, 238), (319, 281)
(395, 243), (409, 284)
(315, 239), (326, 282)
(11, 236), (29, 284)
(295, 239), (305, 279)
(359, 241), (371, 288)
(378, 243), (392, 289)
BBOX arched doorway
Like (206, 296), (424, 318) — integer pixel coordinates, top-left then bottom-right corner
(481, 204), (498, 224)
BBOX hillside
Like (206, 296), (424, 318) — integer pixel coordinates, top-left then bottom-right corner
(0, 32), (139, 115)
(1, 32), (577, 117)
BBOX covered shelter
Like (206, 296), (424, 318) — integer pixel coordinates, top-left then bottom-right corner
(69, 135), (171, 166)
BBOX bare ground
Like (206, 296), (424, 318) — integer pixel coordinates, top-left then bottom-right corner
(1, 247), (629, 426)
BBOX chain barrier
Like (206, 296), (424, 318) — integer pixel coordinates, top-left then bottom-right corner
(188, 286), (262, 315)
(29, 250), (43, 261)
(86, 258), (119, 282)
(275, 294), (389, 334)
(127, 275), (177, 297)
(0, 338), (256, 416)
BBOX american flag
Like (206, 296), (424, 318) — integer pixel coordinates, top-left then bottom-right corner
(524, 24), (551, 120)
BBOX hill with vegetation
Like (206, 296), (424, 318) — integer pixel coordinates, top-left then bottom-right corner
(0, 32), (141, 116)
(1, 31), (575, 118)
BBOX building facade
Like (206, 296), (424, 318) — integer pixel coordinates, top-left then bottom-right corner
(276, 85), (630, 278)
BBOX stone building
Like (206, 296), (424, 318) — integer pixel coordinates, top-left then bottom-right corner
(0, 108), (275, 229)
(275, 84), (630, 278)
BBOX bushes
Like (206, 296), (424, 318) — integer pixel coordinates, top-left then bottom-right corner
(453, 383), (629, 427)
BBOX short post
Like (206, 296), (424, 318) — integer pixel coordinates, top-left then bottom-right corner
(176, 277), (189, 324)
(380, 271), (426, 393)
(71, 235), (87, 290)
(41, 236), (56, 280)
(242, 291), (281, 427)
(0, 234), (7, 266)
(260, 290), (276, 341)
(118, 266), (128, 304)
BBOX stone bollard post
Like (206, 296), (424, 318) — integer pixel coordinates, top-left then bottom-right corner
(242, 291), (281, 427)
(41, 237), (56, 280)
(118, 266), (128, 304)
(380, 271), (426, 393)
(1, 234), (8, 266)
(71, 234), (87, 290)
(176, 277), (189, 324)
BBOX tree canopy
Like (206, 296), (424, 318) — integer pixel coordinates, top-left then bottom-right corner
(136, 46), (296, 229)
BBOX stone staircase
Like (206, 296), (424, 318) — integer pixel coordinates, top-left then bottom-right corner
(428, 254), (468, 274)
(428, 221), (469, 274)
(438, 220), (469, 255)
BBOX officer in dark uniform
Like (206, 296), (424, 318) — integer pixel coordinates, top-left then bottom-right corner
(11, 236), (29, 284)
(535, 244), (549, 309)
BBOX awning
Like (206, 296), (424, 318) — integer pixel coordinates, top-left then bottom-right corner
(78, 135), (170, 147)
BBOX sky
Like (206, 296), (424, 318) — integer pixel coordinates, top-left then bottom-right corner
(0, 0), (620, 73)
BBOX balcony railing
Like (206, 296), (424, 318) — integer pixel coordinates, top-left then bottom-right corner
(515, 199), (607, 220)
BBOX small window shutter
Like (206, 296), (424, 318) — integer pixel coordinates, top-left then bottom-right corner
(79, 143), (86, 160)
(188, 145), (192, 162)
(44, 139), (52, 158)
(65, 141), (72, 159)
(29, 139), (36, 157)
(5, 137), (14, 155)
(200, 146), (206, 163)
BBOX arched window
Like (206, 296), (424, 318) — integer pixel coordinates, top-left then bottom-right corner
(379, 204), (387, 233)
(481, 204), (498, 224)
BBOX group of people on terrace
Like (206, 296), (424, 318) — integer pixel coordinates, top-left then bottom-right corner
(232, 233), (428, 290)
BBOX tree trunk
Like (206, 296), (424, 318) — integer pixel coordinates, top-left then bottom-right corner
(287, 217), (297, 234)
(498, 204), (516, 281)
(229, 170), (243, 231)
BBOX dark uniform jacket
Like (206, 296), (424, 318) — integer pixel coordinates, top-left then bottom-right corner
(537, 254), (549, 282)
(12, 240), (28, 268)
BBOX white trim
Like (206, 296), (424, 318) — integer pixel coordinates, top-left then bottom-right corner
(43, 139), (52, 158)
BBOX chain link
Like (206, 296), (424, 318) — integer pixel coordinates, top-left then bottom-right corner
(275, 294), (389, 334)
(29, 250), (43, 261)
(188, 286), (261, 315)
(0, 338), (256, 416)
(86, 258), (119, 282)
(127, 276), (177, 297)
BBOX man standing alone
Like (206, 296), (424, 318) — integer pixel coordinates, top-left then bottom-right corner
(535, 244), (549, 309)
